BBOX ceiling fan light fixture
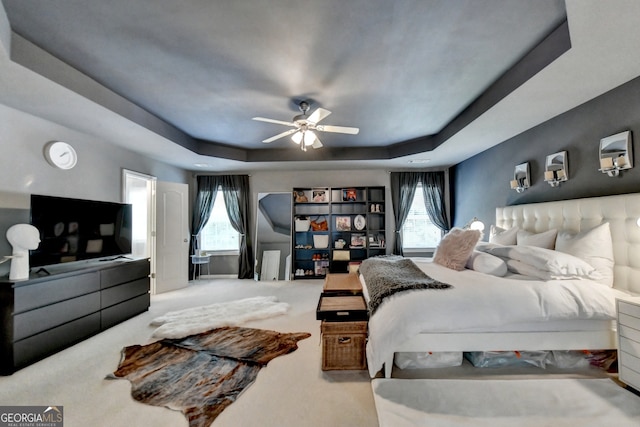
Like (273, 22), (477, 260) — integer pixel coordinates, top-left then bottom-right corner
(254, 100), (358, 152)
(291, 131), (303, 144)
(303, 130), (316, 146)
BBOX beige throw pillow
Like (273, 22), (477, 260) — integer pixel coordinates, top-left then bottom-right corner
(434, 228), (482, 271)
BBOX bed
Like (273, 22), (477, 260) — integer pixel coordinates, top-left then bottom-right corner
(362, 193), (640, 378)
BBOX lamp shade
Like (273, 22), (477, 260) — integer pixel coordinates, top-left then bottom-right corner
(600, 157), (614, 169)
(291, 131), (303, 144)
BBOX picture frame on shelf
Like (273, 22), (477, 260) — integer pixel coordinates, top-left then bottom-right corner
(335, 216), (351, 231)
(312, 189), (327, 202)
(343, 188), (357, 201)
(350, 233), (365, 248)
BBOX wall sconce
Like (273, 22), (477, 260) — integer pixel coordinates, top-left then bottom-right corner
(599, 131), (633, 177)
(510, 162), (530, 193)
(544, 151), (569, 187)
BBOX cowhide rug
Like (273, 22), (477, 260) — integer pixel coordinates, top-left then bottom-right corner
(107, 326), (311, 427)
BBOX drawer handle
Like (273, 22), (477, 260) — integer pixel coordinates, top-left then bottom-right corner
(338, 337), (352, 344)
(336, 311), (349, 316)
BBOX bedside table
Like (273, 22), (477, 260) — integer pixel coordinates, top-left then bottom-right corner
(616, 297), (640, 392)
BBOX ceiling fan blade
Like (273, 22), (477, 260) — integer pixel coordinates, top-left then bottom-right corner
(315, 124), (360, 135)
(307, 108), (331, 124)
(252, 117), (295, 127)
(262, 129), (297, 143)
(311, 137), (323, 149)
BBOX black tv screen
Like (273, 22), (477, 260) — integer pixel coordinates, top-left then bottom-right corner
(30, 194), (133, 267)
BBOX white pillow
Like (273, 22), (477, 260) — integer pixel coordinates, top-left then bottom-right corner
(555, 223), (614, 287)
(433, 228), (482, 271)
(485, 245), (600, 280)
(517, 229), (557, 249)
(466, 251), (508, 277)
(489, 225), (518, 245)
(503, 259), (561, 281)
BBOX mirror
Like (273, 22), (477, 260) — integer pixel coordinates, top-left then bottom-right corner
(255, 192), (291, 281)
(544, 151), (568, 187)
(599, 131), (633, 177)
(510, 162), (530, 193)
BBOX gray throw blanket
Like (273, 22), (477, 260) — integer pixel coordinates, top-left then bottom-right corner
(359, 256), (451, 315)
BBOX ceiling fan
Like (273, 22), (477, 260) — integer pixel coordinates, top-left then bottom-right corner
(252, 101), (360, 151)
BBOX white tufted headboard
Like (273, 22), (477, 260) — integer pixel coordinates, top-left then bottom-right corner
(496, 193), (640, 295)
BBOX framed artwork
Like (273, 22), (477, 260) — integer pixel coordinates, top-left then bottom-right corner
(335, 216), (351, 231)
(342, 188), (357, 201)
(350, 233), (365, 248)
(312, 189), (327, 202)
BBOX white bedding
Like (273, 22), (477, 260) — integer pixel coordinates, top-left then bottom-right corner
(364, 258), (629, 377)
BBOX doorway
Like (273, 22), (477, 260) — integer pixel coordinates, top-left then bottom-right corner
(122, 169), (157, 292)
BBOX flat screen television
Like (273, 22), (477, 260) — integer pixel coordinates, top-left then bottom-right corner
(30, 194), (133, 268)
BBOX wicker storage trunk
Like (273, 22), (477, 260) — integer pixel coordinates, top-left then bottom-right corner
(321, 321), (367, 370)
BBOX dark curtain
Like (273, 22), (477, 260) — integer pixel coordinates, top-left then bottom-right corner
(189, 176), (219, 278)
(220, 175), (253, 279)
(420, 171), (450, 232)
(390, 172), (420, 255)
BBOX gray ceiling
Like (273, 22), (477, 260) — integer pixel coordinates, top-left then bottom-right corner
(2, 1), (640, 171)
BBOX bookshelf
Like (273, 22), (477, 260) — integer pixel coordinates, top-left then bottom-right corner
(292, 186), (386, 279)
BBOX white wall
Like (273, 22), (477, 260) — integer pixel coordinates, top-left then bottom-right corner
(0, 103), (189, 276)
(0, 104), (187, 201)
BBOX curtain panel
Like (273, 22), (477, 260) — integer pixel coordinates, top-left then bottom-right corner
(390, 172), (420, 255)
(220, 175), (253, 279)
(390, 171), (450, 255)
(190, 175), (253, 280)
(190, 176), (219, 279)
(420, 171), (450, 232)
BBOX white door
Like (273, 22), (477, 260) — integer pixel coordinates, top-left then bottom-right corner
(122, 170), (157, 292)
(156, 181), (189, 293)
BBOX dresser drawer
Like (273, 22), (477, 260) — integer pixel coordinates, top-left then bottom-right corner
(14, 272), (100, 313)
(620, 348), (640, 374)
(619, 336), (640, 357)
(619, 364), (640, 391)
(100, 260), (150, 289)
(618, 300), (640, 318)
(14, 292), (101, 340)
(619, 322), (640, 342)
(101, 277), (149, 309)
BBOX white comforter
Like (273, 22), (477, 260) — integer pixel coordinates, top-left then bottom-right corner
(364, 258), (628, 377)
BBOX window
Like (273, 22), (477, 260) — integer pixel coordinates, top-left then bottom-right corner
(199, 189), (239, 253)
(402, 183), (443, 249)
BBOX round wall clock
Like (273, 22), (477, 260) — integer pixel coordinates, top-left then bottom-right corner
(44, 141), (78, 170)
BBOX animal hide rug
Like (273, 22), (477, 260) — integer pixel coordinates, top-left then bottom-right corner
(149, 296), (290, 339)
(108, 326), (311, 427)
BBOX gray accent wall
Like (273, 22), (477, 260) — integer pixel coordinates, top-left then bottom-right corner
(453, 74), (640, 235)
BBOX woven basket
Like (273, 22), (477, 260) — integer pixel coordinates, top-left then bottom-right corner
(313, 234), (329, 248)
(321, 321), (367, 370)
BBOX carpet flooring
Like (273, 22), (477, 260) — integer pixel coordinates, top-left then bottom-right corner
(372, 377), (640, 427)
